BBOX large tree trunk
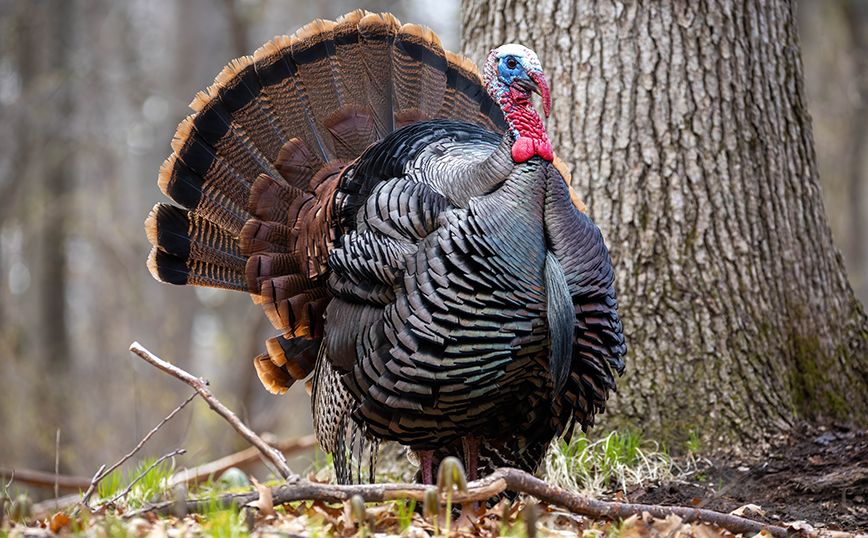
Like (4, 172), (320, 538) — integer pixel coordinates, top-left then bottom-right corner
(462, 0), (868, 447)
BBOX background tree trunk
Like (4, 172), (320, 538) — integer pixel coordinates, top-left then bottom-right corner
(462, 0), (868, 448)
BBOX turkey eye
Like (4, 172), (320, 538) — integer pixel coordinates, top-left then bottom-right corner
(506, 57), (517, 69)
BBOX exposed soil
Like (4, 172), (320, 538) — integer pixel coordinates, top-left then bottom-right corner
(628, 424), (868, 533)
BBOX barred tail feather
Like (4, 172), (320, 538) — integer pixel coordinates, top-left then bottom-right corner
(146, 204), (248, 291)
(254, 335), (320, 394)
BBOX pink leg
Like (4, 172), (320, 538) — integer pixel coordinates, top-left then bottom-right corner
(462, 435), (479, 482)
(420, 450), (434, 484)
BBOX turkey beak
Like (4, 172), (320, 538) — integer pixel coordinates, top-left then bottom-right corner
(515, 73), (551, 118)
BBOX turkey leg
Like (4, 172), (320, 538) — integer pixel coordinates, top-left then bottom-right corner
(419, 450), (434, 484)
(461, 435), (479, 482)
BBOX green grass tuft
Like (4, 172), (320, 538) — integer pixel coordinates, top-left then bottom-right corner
(545, 429), (673, 497)
(97, 457), (174, 508)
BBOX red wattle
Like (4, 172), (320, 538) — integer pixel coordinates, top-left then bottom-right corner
(504, 87), (554, 163)
(512, 136), (553, 162)
(536, 139), (554, 161)
(512, 137), (535, 162)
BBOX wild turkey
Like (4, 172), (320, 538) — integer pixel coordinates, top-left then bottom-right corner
(146, 10), (626, 486)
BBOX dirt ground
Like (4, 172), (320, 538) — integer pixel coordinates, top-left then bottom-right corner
(628, 424), (868, 533)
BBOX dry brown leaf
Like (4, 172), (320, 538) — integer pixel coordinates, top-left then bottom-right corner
(246, 477), (276, 518)
(730, 503), (766, 517)
(647, 513), (685, 536)
(339, 499), (355, 530)
(308, 499), (343, 530)
(49, 512), (72, 533)
(691, 521), (728, 538)
(127, 517), (152, 538)
(783, 520), (814, 532)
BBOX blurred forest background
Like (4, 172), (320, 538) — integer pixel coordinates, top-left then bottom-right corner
(0, 0), (865, 493)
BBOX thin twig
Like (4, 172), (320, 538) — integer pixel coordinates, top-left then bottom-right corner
(77, 469), (104, 512)
(101, 391), (198, 482)
(129, 342), (295, 480)
(2, 469), (12, 507)
(1, 469), (11, 514)
(107, 449), (185, 505)
(78, 391), (198, 509)
(55, 428), (60, 510)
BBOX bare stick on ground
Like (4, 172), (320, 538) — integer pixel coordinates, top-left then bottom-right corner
(129, 342), (295, 480)
(54, 428), (60, 510)
(170, 435), (316, 487)
(129, 467), (798, 538)
(78, 390), (198, 509)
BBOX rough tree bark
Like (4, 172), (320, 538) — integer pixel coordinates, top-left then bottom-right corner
(462, 0), (868, 447)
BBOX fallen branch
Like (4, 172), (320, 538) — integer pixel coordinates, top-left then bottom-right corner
(169, 435), (317, 486)
(2, 435), (316, 495)
(0, 468), (90, 491)
(130, 342), (295, 481)
(127, 467), (792, 538)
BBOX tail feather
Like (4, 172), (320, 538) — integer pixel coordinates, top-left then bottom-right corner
(146, 204), (246, 270)
(246, 253), (301, 294)
(255, 335), (320, 394)
(147, 248), (247, 291)
(291, 19), (344, 160)
(253, 36), (331, 162)
(392, 24), (447, 120)
(275, 138), (325, 189)
(190, 103), (281, 181)
(202, 57), (289, 163)
(160, 147), (250, 237)
(146, 204), (249, 291)
(441, 52), (503, 132)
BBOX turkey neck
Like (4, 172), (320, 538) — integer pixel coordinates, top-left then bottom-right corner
(443, 130), (515, 207)
(501, 89), (553, 163)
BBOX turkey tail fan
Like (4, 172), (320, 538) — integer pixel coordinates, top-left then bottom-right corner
(147, 10), (509, 400)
